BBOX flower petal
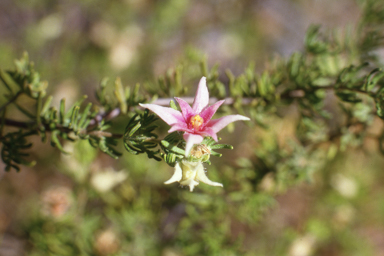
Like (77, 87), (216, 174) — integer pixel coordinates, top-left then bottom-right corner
(175, 97), (194, 121)
(197, 127), (218, 141)
(188, 180), (199, 192)
(199, 100), (225, 124)
(180, 179), (199, 192)
(183, 133), (204, 156)
(139, 103), (184, 125)
(196, 165), (223, 188)
(168, 123), (190, 133)
(206, 114), (250, 133)
(192, 77), (209, 113)
(164, 162), (182, 184)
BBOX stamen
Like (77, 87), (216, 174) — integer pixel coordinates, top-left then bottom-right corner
(190, 115), (204, 130)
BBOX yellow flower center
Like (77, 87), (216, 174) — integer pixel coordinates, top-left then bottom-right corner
(190, 115), (204, 130)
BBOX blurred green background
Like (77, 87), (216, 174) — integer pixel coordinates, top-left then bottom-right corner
(2, 0), (384, 255)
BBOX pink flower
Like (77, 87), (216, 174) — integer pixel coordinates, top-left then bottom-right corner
(139, 77), (250, 155)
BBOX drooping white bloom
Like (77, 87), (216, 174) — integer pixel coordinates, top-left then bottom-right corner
(164, 160), (223, 192)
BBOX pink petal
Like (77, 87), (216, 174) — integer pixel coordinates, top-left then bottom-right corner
(199, 100), (225, 124)
(206, 114), (250, 133)
(139, 103), (184, 125)
(175, 97), (194, 121)
(192, 77), (209, 113)
(183, 133), (204, 156)
(168, 123), (190, 133)
(199, 127), (218, 141)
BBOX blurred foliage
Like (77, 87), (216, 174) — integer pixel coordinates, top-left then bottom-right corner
(1, 0), (384, 255)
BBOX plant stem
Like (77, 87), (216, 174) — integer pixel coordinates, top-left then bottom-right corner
(0, 84), (372, 139)
(0, 91), (23, 113)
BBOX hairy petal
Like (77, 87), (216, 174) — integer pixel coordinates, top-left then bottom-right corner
(183, 133), (204, 156)
(180, 178), (199, 192)
(196, 165), (223, 188)
(168, 123), (190, 133)
(188, 181), (199, 192)
(192, 77), (209, 113)
(175, 97), (194, 121)
(199, 100), (225, 124)
(206, 114), (250, 133)
(198, 127), (218, 141)
(139, 103), (184, 125)
(178, 161), (200, 192)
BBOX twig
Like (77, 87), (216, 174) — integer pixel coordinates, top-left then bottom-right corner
(147, 97), (256, 106)
(143, 86), (371, 107)
(1, 118), (33, 129)
(0, 85), (373, 138)
(0, 91), (23, 113)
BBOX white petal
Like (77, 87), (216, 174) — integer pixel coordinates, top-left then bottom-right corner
(188, 180), (199, 192)
(179, 178), (199, 192)
(164, 162), (182, 184)
(196, 165), (223, 188)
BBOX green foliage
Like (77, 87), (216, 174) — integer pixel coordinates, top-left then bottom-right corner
(2, 0), (384, 255)
(124, 109), (161, 161)
(160, 132), (185, 166)
(0, 52), (48, 99)
(1, 130), (36, 171)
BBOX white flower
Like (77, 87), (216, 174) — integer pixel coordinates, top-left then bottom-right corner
(164, 160), (223, 192)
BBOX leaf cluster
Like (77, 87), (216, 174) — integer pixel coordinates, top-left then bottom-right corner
(1, 0), (384, 184)
(124, 109), (161, 161)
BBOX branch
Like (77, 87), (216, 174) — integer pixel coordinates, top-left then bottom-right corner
(148, 97), (256, 106)
(0, 91), (23, 113)
(147, 86), (372, 108)
(0, 117), (124, 139)
(1, 118), (33, 129)
(0, 84), (373, 133)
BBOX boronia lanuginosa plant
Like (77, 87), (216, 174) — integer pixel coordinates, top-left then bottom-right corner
(1, 1), (384, 195)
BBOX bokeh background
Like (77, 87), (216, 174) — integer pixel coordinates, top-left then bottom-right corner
(2, 0), (384, 255)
